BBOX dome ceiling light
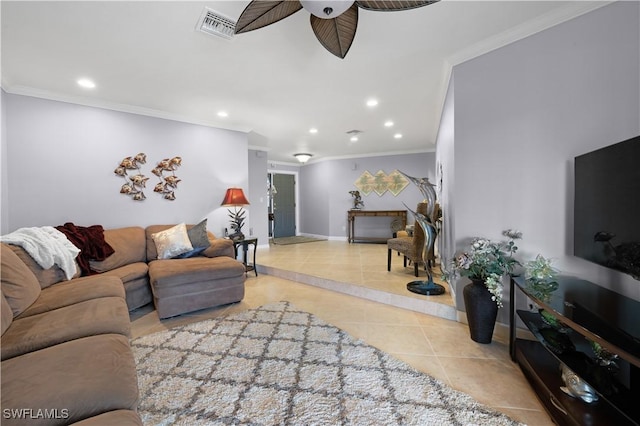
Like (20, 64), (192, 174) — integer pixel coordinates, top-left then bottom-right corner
(294, 153), (313, 163)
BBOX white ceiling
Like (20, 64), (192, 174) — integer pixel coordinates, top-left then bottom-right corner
(1, 1), (608, 164)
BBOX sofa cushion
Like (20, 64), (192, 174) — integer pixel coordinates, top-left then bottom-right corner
(151, 223), (193, 260)
(149, 256), (245, 292)
(1, 296), (130, 360)
(16, 275), (125, 319)
(89, 227), (146, 273)
(8, 245), (81, 289)
(99, 262), (148, 284)
(1, 334), (139, 426)
(187, 218), (211, 249)
(1, 290), (13, 335)
(70, 410), (142, 426)
(202, 236), (234, 258)
(1, 244), (41, 317)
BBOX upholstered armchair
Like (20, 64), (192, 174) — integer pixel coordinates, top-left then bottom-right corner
(387, 202), (437, 277)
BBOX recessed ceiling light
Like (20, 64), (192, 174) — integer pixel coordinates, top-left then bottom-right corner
(366, 98), (378, 108)
(217, 111), (228, 118)
(77, 78), (95, 89)
(394, 133), (403, 139)
(350, 136), (359, 142)
(384, 121), (394, 127)
(309, 128), (318, 134)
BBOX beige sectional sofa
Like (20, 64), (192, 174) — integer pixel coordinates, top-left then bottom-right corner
(1, 244), (141, 425)
(1, 222), (247, 424)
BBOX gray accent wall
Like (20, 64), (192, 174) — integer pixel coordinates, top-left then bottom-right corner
(298, 153), (436, 239)
(1, 90), (8, 234)
(248, 149), (269, 245)
(446, 1), (640, 318)
(3, 94), (249, 235)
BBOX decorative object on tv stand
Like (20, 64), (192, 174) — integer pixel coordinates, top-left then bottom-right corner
(560, 363), (599, 404)
(446, 229), (522, 343)
(114, 153), (148, 201)
(221, 188), (250, 241)
(152, 156), (182, 201)
(294, 153), (312, 164)
(349, 190), (364, 210)
(524, 254), (559, 303)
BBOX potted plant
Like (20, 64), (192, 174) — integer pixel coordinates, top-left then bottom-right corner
(446, 229), (522, 343)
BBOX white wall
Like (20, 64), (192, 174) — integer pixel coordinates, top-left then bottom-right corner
(448, 1), (640, 316)
(3, 94), (249, 235)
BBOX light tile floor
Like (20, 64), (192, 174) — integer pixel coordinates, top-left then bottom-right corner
(130, 240), (554, 425)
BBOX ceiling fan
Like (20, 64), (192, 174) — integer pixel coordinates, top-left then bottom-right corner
(234, 0), (439, 59)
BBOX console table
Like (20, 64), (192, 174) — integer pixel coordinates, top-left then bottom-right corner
(347, 210), (407, 243)
(510, 276), (639, 425)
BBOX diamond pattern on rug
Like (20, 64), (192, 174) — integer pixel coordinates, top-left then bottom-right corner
(132, 301), (523, 425)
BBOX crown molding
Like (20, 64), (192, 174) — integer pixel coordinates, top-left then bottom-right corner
(1, 82), (252, 134)
(445, 1), (613, 68)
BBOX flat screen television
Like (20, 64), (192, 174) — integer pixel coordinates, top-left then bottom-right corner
(574, 135), (640, 280)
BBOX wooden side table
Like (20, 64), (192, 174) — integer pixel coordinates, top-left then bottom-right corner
(232, 238), (258, 276)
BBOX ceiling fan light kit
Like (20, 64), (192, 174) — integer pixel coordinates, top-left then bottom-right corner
(300, 1), (355, 19)
(235, 0), (439, 59)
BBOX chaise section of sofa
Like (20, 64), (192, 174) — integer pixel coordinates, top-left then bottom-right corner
(144, 224), (246, 318)
(0, 243), (141, 425)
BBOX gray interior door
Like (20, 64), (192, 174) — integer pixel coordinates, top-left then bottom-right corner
(273, 174), (296, 238)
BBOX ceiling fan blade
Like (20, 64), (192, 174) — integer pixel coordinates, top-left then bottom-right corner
(310, 5), (358, 59)
(355, 0), (439, 12)
(235, 1), (303, 34)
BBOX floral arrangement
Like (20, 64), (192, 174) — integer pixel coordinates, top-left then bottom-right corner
(524, 254), (559, 302)
(446, 229), (522, 307)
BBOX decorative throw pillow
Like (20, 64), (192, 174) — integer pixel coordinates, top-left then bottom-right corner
(187, 219), (211, 249)
(151, 223), (193, 260)
(172, 246), (208, 259)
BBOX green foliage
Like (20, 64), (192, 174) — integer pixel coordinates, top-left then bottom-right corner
(445, 229), (522, 307)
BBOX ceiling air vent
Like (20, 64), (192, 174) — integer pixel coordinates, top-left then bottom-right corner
(197, 7), (236, 40)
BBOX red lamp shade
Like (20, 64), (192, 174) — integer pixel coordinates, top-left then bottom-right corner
(221, 188), (250, 206)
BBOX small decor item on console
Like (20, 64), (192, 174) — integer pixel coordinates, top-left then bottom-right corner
(152, 156), (182, 201)
(114, 153), (148, 201)
(349, 190), (364, 210)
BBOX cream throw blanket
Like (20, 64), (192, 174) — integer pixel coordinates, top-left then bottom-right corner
(1, 226), (80, 280)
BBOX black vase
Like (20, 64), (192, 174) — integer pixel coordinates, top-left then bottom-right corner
(463, 278), (499, 344)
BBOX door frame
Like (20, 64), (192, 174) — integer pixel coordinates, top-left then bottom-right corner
(267, 169), (300, 237)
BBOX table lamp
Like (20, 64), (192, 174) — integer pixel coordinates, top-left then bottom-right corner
(221, 188), (250, 241)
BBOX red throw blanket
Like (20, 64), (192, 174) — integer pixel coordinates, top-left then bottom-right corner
(55, 223), (114, 276)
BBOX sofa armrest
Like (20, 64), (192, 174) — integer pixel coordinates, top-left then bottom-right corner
(202, 238), (234, 258)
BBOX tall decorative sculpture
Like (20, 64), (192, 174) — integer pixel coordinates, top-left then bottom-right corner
(400, 171), (445, 296)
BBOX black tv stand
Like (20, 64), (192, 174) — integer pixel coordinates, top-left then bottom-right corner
(509, 275), (639, 425)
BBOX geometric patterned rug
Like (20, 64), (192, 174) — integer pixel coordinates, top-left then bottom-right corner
(131, 302), (523, 425)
